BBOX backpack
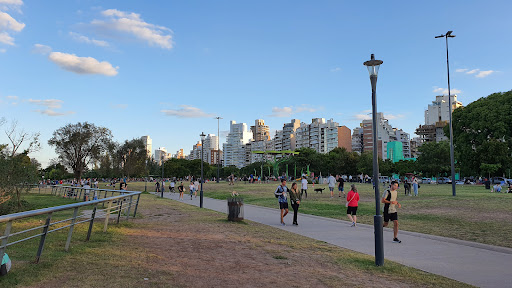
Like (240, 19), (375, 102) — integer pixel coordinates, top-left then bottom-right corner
(0, 253), (11, 276)
(274, 186), (283, 198)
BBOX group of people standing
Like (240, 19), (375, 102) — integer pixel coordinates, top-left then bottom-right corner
(274, 178), (402, 244)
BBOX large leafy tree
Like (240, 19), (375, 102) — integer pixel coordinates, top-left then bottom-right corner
(117, 138), (149, 177)
(415, 141), (450, 177)
(452, 90), (512, 176)
(48, 122), (113, 180)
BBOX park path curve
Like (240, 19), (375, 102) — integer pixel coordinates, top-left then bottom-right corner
(154, 192), (512, 288)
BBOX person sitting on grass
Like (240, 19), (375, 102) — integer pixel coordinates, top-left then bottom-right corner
(492, 183), (502, 193)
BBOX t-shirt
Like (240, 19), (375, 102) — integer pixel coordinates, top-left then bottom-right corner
(328, 176), (336, 187)
(383, 189), (398, 214)
(301, 179), (308, 190)
(338, 178), (345, 188)
(274, 185), (288, 203)
(346, 190), (359, 207)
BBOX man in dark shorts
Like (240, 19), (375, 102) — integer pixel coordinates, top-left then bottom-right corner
(382, 180), (402, 243)
(274, 178), (289, 225)
(338, 176), (345, 197)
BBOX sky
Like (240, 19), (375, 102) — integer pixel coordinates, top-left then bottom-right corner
(0, 0), (511, 167)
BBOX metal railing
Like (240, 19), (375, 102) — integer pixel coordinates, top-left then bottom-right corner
(0, 185), (141, 263)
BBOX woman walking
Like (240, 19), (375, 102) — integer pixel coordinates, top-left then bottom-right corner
(346, 184), (360, 227)
(289, 182), (301, 226)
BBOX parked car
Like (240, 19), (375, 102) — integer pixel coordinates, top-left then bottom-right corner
(422, 178), (432, 184)
(378, 176), (389, 183)
(437, 177), (450, 184)
(492, 177), (511, 185)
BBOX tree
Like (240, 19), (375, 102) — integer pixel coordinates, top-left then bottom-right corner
(48, 122), (113, 180)
(452, 90), (512, 176)
(415, 141), (450, 177)
(117, 138), (148, 177)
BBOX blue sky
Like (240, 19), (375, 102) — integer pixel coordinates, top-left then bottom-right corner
(0, 0), (510, 167)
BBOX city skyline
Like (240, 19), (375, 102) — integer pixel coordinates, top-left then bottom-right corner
(0, 1), (510, 167)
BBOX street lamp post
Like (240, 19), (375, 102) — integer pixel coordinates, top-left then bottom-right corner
(161, 155), (164, 198)
(435, 31), (456, 197)
(200, 132), (206, 208)
(215, 117), (222, 183)
(364, 54), (384, 266)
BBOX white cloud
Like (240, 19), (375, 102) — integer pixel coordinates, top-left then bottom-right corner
(456, 67), (496, 78)
(6, 95), (17, 99)
(48, 52), (118, 76)
(433, 87), (461, 95)
(0, 9), (24, 45)
(27, 98), (75, 116)
(161, 105), (215, 118)
(269, 105), (319, 117)
(0, 0), (23, 5)
(69, 32), (109, 47)
(330, 67), (341, 72)
(384, 113), (405, 120)
(32, 43), (52, 54)
(352, 113), (371, 121)
(476, 70), (495, 78)
(33, 109), (75, 116)
(91, 9), (173, 49)
(0, 48), (5, 53)
(111, 103), (127, 109)
(28, 99), (63, 109)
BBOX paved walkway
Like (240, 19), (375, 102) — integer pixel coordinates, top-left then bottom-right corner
(154, 192), (512, 288)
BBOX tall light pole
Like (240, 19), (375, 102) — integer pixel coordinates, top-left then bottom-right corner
(161, 155), (164, 198)
(215, 116), (223, 183)
(364, 54), (384, 266)
(200, 132), (206, 208)
(435, 31), (456, 197)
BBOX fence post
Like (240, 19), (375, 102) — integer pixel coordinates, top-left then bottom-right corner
(117, 198), (124, 224)
(126, 195), (133, 220)
(35, 212), (53, 263)
(0, 221), (13, 262)
(86, 205), (97, 241)
(104, 201), (112, 232)
(133, 193), (141, 218)
(65, 207), (79, 251)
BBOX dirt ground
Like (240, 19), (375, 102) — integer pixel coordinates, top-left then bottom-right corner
(23, 195), (468, 288)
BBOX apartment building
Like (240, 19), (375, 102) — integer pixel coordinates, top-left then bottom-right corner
(223, 121), (253, 168)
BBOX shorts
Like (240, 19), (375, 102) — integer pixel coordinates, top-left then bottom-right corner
(338, 187), (344, 192)
(329, 187), (334, 191)
(384, 212), (398, 222)
(279, 202), (289, 210)
(347, 206), (357, 215)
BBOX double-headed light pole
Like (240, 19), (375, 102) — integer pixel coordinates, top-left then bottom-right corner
(435, 31), (456, 197)
(364, 54), (384, 266)
(200, 132), (206, 208)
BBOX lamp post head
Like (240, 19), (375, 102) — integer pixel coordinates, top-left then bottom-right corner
(363, 54), (383, 77)
(200, 132), (206, 141)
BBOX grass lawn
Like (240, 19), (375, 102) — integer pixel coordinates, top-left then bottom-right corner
(0, 193), (472, 287)
(120, 180), (512, 248)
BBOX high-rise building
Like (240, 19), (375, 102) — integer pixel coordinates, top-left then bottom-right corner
(295, 118), (351, 154)
(174, 149), (185, 159)
(188, 142), (202, 161)
(223, 121), (253, 168)
(250, 119), (270, 142)
(141, 136), (152, 159)
(155, 147), (167, 164)
(417, 95), (463, 143)
(351, 126), (364, 154)
(282, 119), (300, 151)
(361, 113), (396, 159)
(394, 129), (411, 159)
(387, 141), (404, 163)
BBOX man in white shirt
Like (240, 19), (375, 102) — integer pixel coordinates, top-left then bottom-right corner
(301, 176), (308, 198)
(328, 174), (336, 198)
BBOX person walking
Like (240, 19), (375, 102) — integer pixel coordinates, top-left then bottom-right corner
(170, 180), (175, 193)
(155, 181), (160, 193)
(301, 176), (308, 198)
(289, 182), (301, 225)
(404, 178), (411, 196)
(274, 178), (289, 225)
(178, 182), (184, 200)
(412, 176), (419, 196)
(328, 174), (336, 198)
(194, 179), (200, 198)
(346, 184), (360, 227)
(382, 180), (402, 243)
(338, 176), (345, 198)
(189, 181), (195, 200)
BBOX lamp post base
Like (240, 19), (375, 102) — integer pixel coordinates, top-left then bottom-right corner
(374, 214), (384, 266)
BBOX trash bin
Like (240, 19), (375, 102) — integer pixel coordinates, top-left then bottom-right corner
(227, 197), (244, 221)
